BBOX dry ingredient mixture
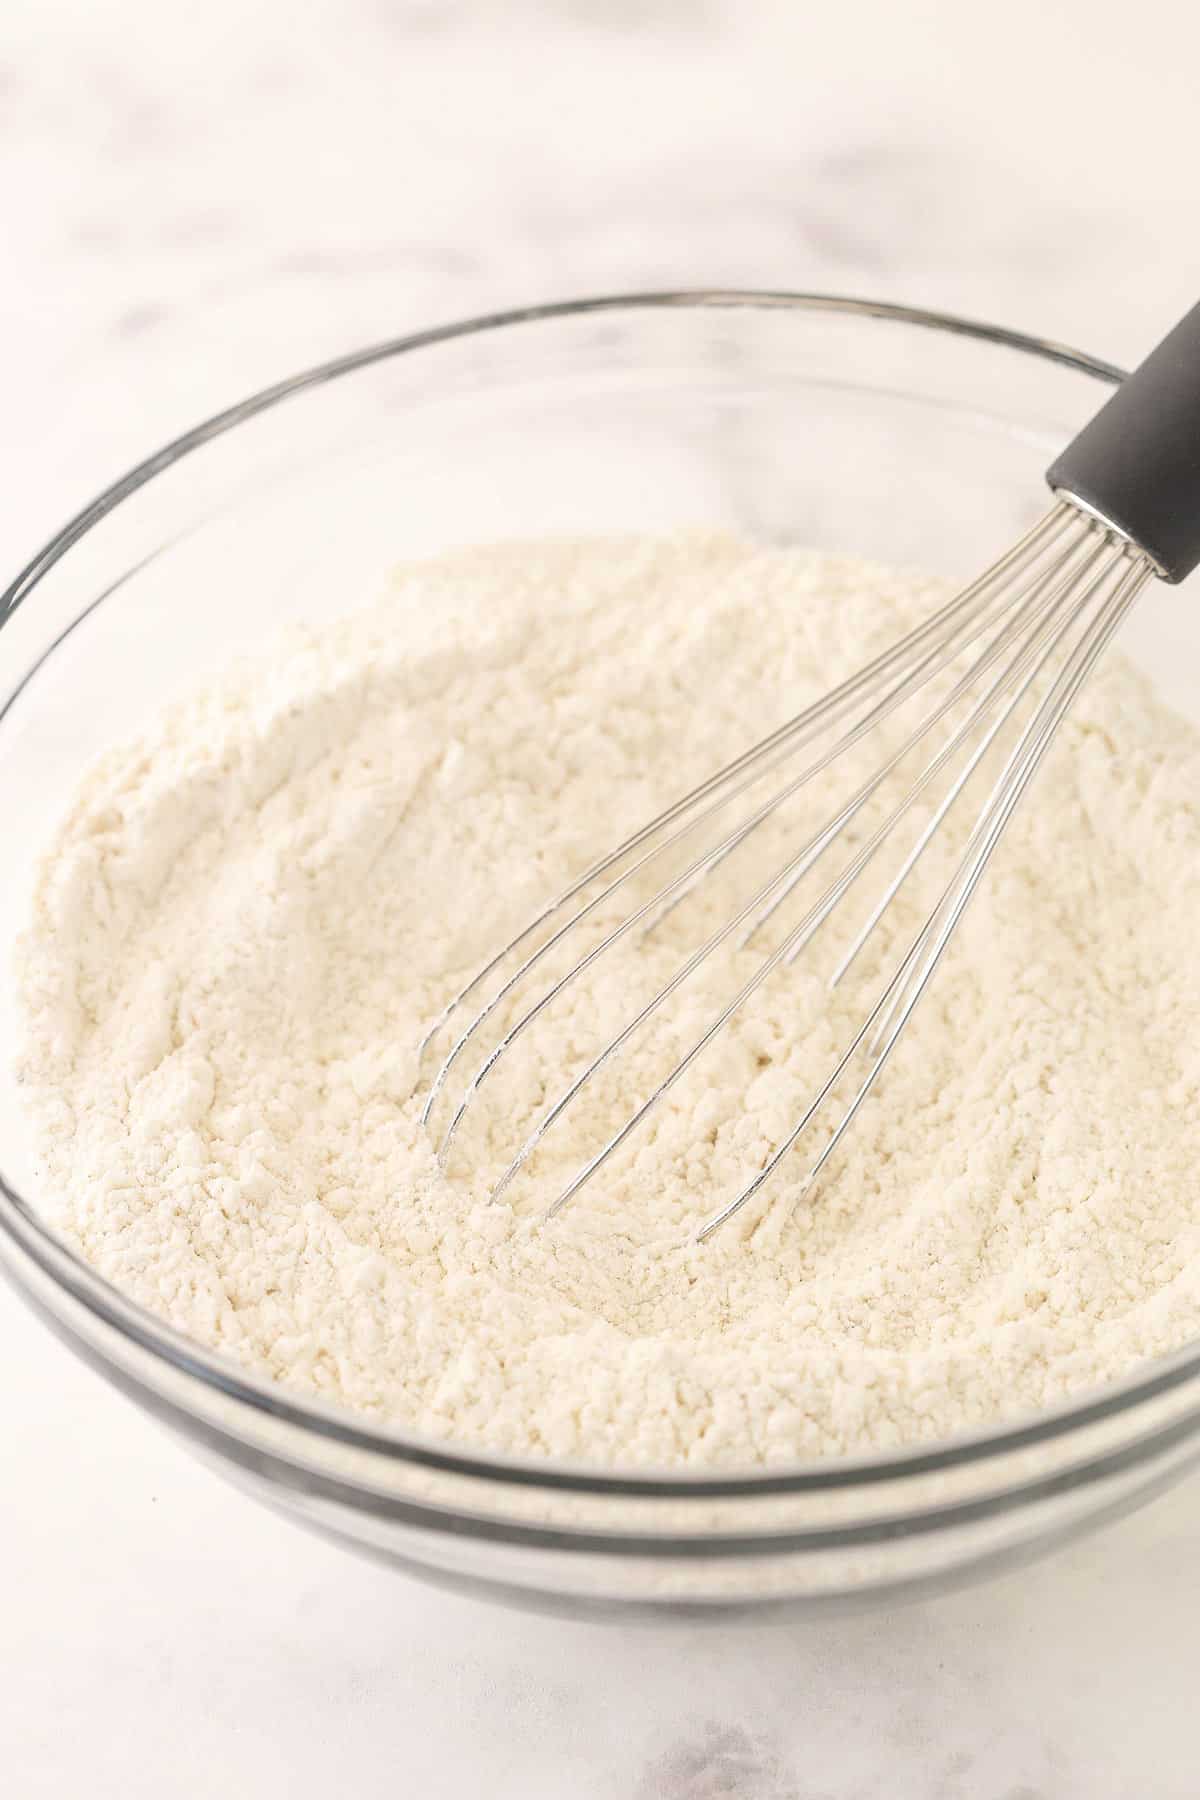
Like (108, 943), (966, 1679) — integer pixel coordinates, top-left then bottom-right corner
(15, 534), (1200, 1466)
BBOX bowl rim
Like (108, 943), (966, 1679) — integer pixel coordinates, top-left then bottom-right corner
(9, 284), (1192, 1505)
(1, 288), (1125, 627)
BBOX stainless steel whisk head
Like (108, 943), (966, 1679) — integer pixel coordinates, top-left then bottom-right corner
(417, 300), (1200, 1239)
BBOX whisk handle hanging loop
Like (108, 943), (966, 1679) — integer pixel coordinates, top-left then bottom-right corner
(1047, 299), (1200, 582)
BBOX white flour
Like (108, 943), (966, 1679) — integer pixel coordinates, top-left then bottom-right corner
(15, 534), (1200, 1466)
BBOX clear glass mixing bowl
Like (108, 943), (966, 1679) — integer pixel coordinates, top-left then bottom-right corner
(4, 292), (1200, 1619)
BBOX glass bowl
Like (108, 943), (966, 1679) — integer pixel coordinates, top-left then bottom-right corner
(4, 292), (1200, 1620)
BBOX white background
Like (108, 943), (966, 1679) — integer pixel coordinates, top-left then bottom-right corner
(4, 2), (1200, 1794)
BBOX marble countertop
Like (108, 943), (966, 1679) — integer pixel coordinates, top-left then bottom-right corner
(4, 1), (1200, 1793)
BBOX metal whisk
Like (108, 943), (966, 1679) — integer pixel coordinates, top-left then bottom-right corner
(417, 301), (1200, 1239)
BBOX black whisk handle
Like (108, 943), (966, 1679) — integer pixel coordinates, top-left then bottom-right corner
(1047, 299), (1200, 583)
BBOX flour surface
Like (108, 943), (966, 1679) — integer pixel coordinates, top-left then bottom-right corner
(16, 534), (1200, 1466)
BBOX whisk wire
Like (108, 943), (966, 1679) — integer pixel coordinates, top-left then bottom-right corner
(863, 549), (1151, 1060)
(695, 546), (1151, 1241)
(425, 508), (1090, 1151)
(417, 499), (1154, 1239)
(526, 531), (1133, 1221)
(417, 504), (1075, 1089)
(737, 526), (1110, 951)
(826, 536), (1126, 988)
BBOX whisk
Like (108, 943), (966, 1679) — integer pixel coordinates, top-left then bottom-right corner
(417, 301), (1200, 1240)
